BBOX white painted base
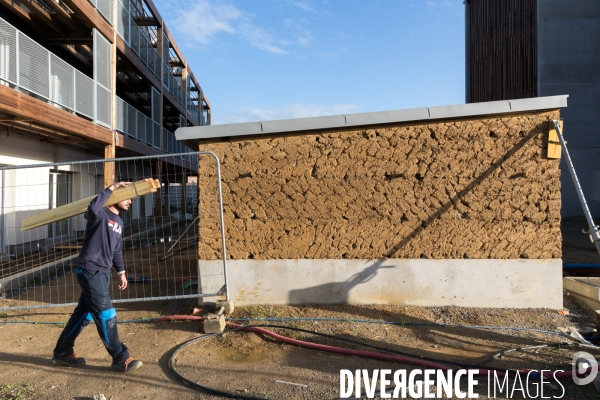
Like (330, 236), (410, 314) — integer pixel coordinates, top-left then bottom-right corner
(198, 259), (563, 309)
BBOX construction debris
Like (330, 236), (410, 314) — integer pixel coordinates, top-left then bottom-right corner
(21, 179), (160, 231)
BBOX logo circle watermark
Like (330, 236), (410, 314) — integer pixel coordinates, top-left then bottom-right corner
(572, 351), (598, 385)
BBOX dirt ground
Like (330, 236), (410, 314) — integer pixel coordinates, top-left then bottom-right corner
(1, 218), (600, 400)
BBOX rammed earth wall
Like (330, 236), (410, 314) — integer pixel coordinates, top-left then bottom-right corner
(196, 110), (561, 262)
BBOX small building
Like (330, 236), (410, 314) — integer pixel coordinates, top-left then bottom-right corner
(177, 95), (567, 309)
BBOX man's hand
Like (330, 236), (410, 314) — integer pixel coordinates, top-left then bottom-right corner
(109, 182), (132, 191)
(118, 273), (128, 290)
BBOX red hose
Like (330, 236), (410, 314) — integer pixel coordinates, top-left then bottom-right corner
(154, 315), (585, 379)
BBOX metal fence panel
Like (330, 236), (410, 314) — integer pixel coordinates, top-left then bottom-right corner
(116, 0), (130, 44)
(96, 0), (113, 26)
(18, 32), (49, 98)
(75, 70), (94, 118)
(139, 31), (148, 67)
(96, 85), (111, 128)
(153, 122), (160, 149)
(0, 18), (17, 85)
(116, 96), (127, 133)
(151, 86), (160, 122)
(93, 30), (111, 89)
(50, 54), (75, 110)
(0, 152), (228, 311)
(94, 30), (112, 127)
(145, 115), (152, 145)
(130, 18), (139, 56)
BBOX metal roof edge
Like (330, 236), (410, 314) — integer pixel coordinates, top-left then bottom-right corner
(176, 95), (569, 143)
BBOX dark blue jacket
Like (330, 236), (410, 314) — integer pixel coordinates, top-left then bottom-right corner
(77, 188), (125, 273)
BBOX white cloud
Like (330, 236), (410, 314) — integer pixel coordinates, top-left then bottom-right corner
(238, 22), (287, 54)
(296, 31), (313, 47)
(171, 0), (241, 45)
(287, 0), (316, 13)
(169, 0), (287, 54)
(213, 103), (362, 125)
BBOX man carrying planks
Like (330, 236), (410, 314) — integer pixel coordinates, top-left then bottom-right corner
(51, 182), (143, 373)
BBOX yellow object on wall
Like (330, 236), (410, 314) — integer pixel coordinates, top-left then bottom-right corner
(547, 119), (562, 159)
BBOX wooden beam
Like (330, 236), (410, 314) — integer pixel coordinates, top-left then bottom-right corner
(11, 121), (68, 138)
(0, 117), (32, 122)
(22, 178), (161, 230)
(168, 58), (184, 67)
(104, 134), (115, 188)
(1, 123), (46, 139)
(0, 0), (35, 23)
(19, 0), (64, 34)
(132, 15), (158, 26)
(41, 0), (73, 22)
(0, 84), (112, 143)
(46, 138), (92, 143)
(60, 0), (113, 43)
(78, 44), (93, 58)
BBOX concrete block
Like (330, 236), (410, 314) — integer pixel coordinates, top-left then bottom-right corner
(203, 314), (226, 333)
(563, 278), (600, 301)
(215, 300), (234, 315)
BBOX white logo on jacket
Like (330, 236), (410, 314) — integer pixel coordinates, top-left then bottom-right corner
(108, 219), (122, 234)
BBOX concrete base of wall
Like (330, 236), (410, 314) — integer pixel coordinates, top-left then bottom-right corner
(198, 259), (563, 309)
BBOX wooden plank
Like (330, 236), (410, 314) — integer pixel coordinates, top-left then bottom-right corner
(21, 179), (160, 231)
(104, 144), (115, 188)
(0, 84), (113, 143)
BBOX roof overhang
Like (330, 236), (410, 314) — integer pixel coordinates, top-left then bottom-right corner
(175, 95), (569, 148)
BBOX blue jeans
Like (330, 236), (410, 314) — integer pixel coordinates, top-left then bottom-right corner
(54, 269), (129, 363)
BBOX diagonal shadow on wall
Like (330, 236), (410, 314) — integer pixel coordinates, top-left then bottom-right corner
(288, 123), (547, 307)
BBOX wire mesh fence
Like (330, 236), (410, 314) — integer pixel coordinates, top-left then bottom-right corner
(0, 152), (228, 311)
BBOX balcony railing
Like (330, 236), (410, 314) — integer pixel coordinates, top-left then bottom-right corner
(116, 96), (160, 149)
(0, 17), (111, 127)
(90, 0), (114, 26)
(116, 0), (161, 79)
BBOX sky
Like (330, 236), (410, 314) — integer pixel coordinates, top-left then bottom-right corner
(155, 0), (466, 125)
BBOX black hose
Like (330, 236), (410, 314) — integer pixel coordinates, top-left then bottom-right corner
(169, 326), (268, 400)
(168, 323), (576, 398)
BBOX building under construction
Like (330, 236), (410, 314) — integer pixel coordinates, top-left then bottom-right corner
(0, 0), (215, 305)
